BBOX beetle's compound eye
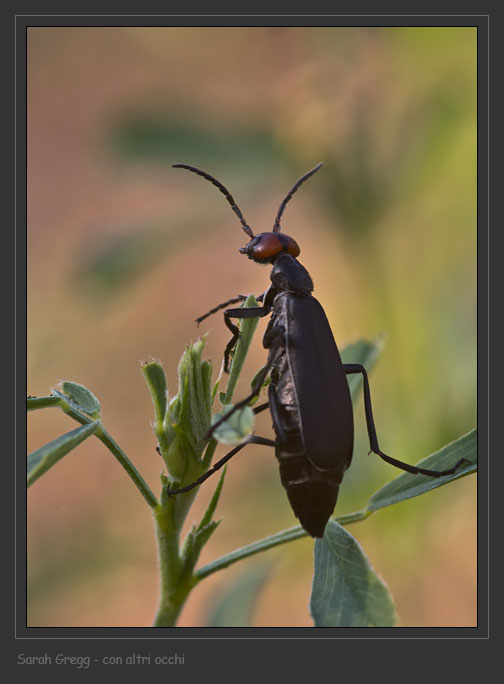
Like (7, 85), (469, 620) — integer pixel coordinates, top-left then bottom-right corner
(239, 232), (300, 263)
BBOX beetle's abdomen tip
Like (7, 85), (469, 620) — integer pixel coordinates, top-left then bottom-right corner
(286, 481), (340, 538)
(298, 512), (330, 538)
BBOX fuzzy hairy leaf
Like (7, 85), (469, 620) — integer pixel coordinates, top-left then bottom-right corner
(61, 381), (101, 418)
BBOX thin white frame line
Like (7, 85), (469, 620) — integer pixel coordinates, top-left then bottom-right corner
(15, 14), (490, 17)
(486, 17), (490, 639)
(14, 14), (17, 637)
(16, 636), (485, 640)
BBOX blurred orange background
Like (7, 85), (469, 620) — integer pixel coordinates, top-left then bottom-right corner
(27, 26), (477, 627)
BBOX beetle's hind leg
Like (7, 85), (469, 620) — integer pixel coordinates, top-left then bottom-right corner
(344, 364), (469, 477)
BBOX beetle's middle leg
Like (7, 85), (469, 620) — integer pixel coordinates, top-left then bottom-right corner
(344, 364), (468, 477)
(253, 401), (270, 415)
(205, 334), (283, 440)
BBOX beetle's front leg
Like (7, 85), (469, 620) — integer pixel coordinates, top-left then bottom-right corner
(195, 295), (248, 326)
(195, 291), (268, 326)
(223, 305), (271, 372)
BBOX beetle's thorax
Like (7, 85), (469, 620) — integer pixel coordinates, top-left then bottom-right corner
(270, 253), (313, 295)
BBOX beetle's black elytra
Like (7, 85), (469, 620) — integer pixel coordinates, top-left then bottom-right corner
(168, 163), (468, 537)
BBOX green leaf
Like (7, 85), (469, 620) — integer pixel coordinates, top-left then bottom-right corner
(211, 377), (221, 403)
(249, 363), (269, 398)
(310, 520), (397, 627)
(182, 464), (227, 575)
(205, 564), (271, 627)
(211, 404), (255, 444)
(173, 339), (213, 444)
(180, 524), (198, 575)
(367, 428), (477, 513)
(222, 294), (260, 404)
(60, 381), (101, 418)
(156, 339), (213, 476)
(182, 519), (221, 578)
(141, 361), (168, 426)
(27, 421), (101, 487)
(197, 467), (227, 531)
(341, 336), (384, 401)
(27, 395), (61, 411)
(194, 520), (220, 554)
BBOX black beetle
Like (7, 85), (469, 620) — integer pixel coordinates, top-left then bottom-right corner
(168, 163), (466, 537)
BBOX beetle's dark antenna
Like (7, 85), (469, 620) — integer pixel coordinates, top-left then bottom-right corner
(172, 164), (254, 238)
(273, 162), (324, 232)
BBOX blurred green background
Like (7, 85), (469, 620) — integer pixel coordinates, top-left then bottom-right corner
(27, 26), (476, 627)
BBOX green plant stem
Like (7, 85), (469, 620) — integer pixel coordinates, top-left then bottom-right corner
(95, 425), (158, 509)
(152, 476), (210, 626)
(27, 396), (61, 410)
(55, 395), (158, 508)
(152, 503), (188, 626)
(150, 308), (258, 625)
(195, 510), (370, 582)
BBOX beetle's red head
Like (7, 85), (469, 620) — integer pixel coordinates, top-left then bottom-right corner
(172, 162), (323, 261)
(239, 232), (300, 264)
